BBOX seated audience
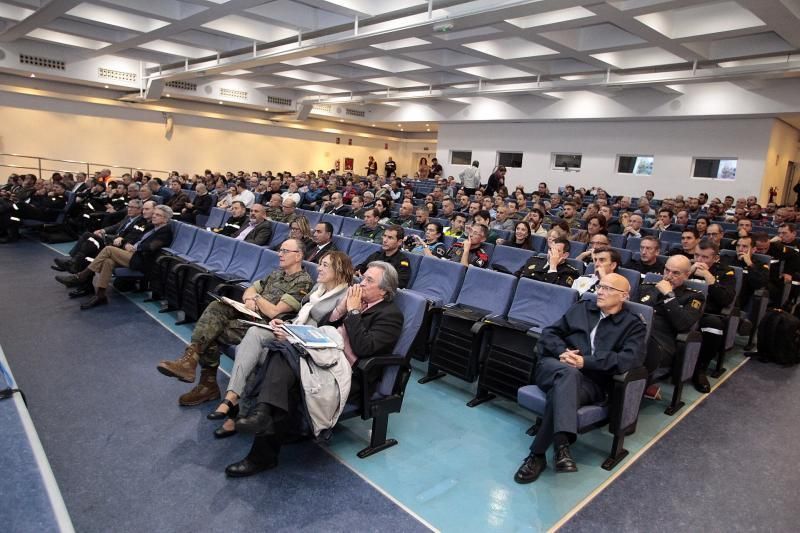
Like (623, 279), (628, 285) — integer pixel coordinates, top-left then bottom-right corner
(571, 247), (620, 295)
(446, 223), (490, 268)
(356, 225), (411, 289)
(406, 222), (447, 259)
(497, 221), (533, 250)
(179, 183), (212, 224)
(305, 222), (337, 263)
(515, 237), (578, 287)
(352, 208), (384, 243)
(668, 228), (700, 258)
(628, 236), (665, 276)
(513, 273), (646, 484)
(232, 203), (272, 246)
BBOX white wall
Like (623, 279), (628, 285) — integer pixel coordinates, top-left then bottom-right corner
(761, 120), (800, 203)
(436, 118), (786, 202)
(0, 92), (434, 178)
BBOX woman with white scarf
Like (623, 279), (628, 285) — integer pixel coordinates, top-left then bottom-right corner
(208, 251), (354, 438)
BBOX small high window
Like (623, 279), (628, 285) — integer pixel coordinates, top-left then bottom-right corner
(552, 153), (582, 171)
(450, 150), (472, 165)
(617, 155), (654, 176)
(497, 152), (523, 168)
(693, 158), (737, 180)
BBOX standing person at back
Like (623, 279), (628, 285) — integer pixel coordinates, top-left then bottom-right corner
(459, 161), (481, 196)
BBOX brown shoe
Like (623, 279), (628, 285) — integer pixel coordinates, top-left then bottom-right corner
(157, 343), (200, 383)
(179, 367), (220, 406)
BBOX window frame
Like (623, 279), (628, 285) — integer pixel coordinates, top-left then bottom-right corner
(551, 152), (583, 172)
(691, 157), (738, 180)
(616, 154), (655, 176)
(496, 151), (524, 168)
(450, 150), (473, 166)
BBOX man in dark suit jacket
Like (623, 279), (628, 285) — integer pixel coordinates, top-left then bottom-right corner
(53, 200), (148, 273)
(227, 261), (405, 477)
(321, 192), (352, 217)
(56, 203), (174, 309)
(305, 221), (338, 263)
(165, 180), (190, 213)
(514, 273), (646, 484)
(232, 203), (272, 246)
(178, 183), (212, 224)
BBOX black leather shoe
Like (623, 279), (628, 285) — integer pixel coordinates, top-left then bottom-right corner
(51, 264), (67, 272)
(55, 274), (82, 288)
(68, 285), (94, 299)
(53, 258), (74, 271)
(514, 453), (547, 484)
(693, 372), (711, 394)
(235, 403), (271, 435)
(80, 296), (108, 310)
(225, 457), (277, 478)
(555, 445), (578, 473)
(214, 426), (237, 439)
(208, 399), (239, 420)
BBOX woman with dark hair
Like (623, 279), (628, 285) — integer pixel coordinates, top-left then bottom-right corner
(373, 197), (392, 225)
(498, 221), (533, 250)
(425, 200), (439, 217)
(209, 251), (355, 437)
(694, 215), (710, 238)
(407, 222), (447, 258)
(485, 165), (506, 197)
(573, 214), (608, 244)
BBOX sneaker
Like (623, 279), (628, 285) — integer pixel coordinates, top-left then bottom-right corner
(644, 384), (662, 400)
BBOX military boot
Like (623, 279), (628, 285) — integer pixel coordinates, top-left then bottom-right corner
(178, 367), (220, 406)
(156, 343), (200, 383)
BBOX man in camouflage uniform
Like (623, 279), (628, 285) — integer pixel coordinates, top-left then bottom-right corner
(271, 198), (298, 224)
(157, 238), (313, 405)
(352, 208), (384, 243)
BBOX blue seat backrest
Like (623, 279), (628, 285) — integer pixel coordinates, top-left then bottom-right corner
(568, 241), (587, 258)
(531, 234), (547, 253)
(340, 217), (363, 237)
(407, 255), (466, 304)
(225, 241), (262, 280)
(391, 290), (428, 360)
(625, 237), (642, 252)
(489, 245), (536, 274)
(186, 190), (197, 202)
(608, 233), (626, 249)
(303, 261), (318, 283)
(724, 266), (744, 313)
(297, 209), (322, 226)
(201, 235), (239, 272)
(252, 249), (279, 281)
(405, 228), (424, 239)
(321, 214), (344, 235)
(348, 240), (381, 268)
(455, 267), (517, 314)
(481, 242), (495, 263)
(166, 224), (197, 255)
(584, 264), (640, 297)
(624, 300), (654, 345)
(611, 246), (633, 266)
(661, 230), (682, 243)
(404, 251), (423, 287)
(507, 278), (578, 327)
(720, 249), (736, 263)
(268, 222), (289, 248)
(494, 229), (512, 242)
(185, 228), (216, 263)
(443, 235), (457, 248)
(332, 235), (352, 254)
(430, 217), (449, 228)
(206, 207), (227, 229)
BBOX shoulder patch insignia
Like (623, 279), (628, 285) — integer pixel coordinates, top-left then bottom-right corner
(565, 277), (574, 285)
(641, 294), (650, 302)
(690, 299), (702, 310)
(726, 270), (735, 276)
(400, 261), (409, 266)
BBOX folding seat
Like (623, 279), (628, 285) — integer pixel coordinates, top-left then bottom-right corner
(517, 299), (653, 470)
(567, 240), (587, 258)
(302, 261), (318, 283)
(531, 235), (547, 253)
(331, 235), (352, 254)
(22, 191), (75, 230)
(403, 252), (423, 287)
(493, 229), (512, 242)
(488, 245), (536, 275)
(607, 233), (626, 249)
(625, 237), (642, 252)
(443, 235), (457, 249)
(430, 217), (449, 228)
(420, 267), (517, 384)
(186, 190), (197, 202)
(340, 217), (363, 237)
(610, 246), (633, 267)
(661, 230), (682, 244)
(149, 224), (200, 297)
(481, 242), (495, 263)
(155, 229), (216, 310)
(170, 236), (240, 323)
(643, 273), (706, 415)
(267, 222), (289, 248)
(297, 209), (322, 226)
(337, 290), (428, 458)
(708, 265), (743, 378)
(469, 279), (578, 407)
(203, 207), (228, 230)
(348, 240), (382, 268)
(321, 213), (344, 235)
(719, 250), (771, 348)
(404, 228), (424, 240)
(179, 240), (263, 323)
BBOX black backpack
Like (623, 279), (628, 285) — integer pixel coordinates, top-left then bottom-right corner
(756, 309), (800, 366)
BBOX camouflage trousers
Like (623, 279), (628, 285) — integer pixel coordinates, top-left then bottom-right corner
(190, 301), (251, 368)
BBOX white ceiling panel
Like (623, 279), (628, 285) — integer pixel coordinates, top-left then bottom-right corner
(139, 39), (216, 58)
(505, 6), (595, 29)
(202, 15), (297, 42)
(66, 4), (170, 33)
(591, 46), (686, 68)
(351, 56), (429, 72)
(462, 37), (557, 59)
(457, 65), (535, 79)
(364, 76), (427, 88)
(635, 1), (765, 39)
(273, 69), (339, 82)
(371, 37), (430, 50)
(26, 28), (109, 50)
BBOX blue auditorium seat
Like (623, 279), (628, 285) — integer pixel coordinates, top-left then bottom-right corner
(321, 213), (344, 235)
(347, 240), (381, 268)
(488, 245), (536, 275)
(331, 235), (352, 254)
(340, 217), (363, 237)
(268, 222), (289, 248)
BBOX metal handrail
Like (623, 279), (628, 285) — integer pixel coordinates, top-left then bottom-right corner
(0, 153), (170, 180)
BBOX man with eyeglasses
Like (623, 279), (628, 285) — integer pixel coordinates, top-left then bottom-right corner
(628, 236), (665, 276)
(575, 234), (610, 264)
(514, 273), (646, 484)
(156, 238), (312, 406)
(516, 237), (579, 287)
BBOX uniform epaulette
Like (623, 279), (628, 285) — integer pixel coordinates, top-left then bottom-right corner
(640, 281), (657, 286)
(684, 286), (703, 294)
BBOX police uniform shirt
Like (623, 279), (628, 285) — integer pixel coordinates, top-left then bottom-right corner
(516, 256), (578, 288)
(730, 256), (769, 305)
(629, 256), (666, 277)
(695, 262), (736, 315)
(638, 282), (705, 350)
(446, 241), (489, 268)
(359, 249), (411, 289)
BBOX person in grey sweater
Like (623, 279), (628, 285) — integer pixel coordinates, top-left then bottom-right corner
(459, 160), (481, 196)
(207, 251), (354, 438)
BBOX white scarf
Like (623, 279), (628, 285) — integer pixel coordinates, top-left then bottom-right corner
(293, 283), (348, 326)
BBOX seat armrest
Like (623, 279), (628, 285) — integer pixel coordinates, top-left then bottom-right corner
(356, 354), (406, 373)
(442, 303), (493, 322)
(483, 315), (537, 333)
(613, 366), (649, 383)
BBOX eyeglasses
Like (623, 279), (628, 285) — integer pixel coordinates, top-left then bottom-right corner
(278, 248), (301, 255)
(596, 284), (627, 294)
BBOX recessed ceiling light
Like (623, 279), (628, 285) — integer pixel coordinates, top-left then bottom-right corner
(103, 85), (109, 88)
(397, 124), (402, 127)
(426, 128), (430, 132)
(165, 93), (170, 97)
(339, 119), (344, 122)
(264, 107), (269, 111)
(30, 73), (35, 78)
(218, 101), (223, 105)
(400, 128), (404, 131)
(425, 123), (429, 126)
(371, 124), (376, 127)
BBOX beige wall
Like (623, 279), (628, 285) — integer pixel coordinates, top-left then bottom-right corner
(761, 119), (800, 204)
(0, 93), (436, 179)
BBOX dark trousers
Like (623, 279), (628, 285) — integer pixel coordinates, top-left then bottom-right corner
(698, 315), (725, 373)
(530, 357), (605, 454)
(644, 336), (675, 375)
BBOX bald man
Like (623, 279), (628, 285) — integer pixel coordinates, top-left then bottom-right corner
(637, 255), (705, 377)
(514, 273), (647, 484)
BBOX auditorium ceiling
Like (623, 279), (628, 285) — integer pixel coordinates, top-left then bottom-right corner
(0, 0), (799, 128)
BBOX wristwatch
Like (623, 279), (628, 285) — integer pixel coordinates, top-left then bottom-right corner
(348, 309), (361, 316)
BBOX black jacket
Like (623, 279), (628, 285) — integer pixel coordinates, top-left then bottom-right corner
(638, 282), (704, 353)
(130, 224), (173, 274)
(305, 241), (338, 263)
(232, 219), (273, 246)
(327, 299), (404, 360)
(358, 250), (412, 289)
(537, 299), (647, 389)
(516, 256), (579, 288)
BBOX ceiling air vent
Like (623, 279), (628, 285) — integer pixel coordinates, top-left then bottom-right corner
(166, 81), (197, 92)
(220, 88), (247, 100)
(98, 67), (136, 82)
(313, 104), (332, 112)
(267, 95), (292, 107)
(346, 108), (365, 117)
(20, 54), (65, 70)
